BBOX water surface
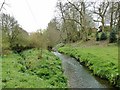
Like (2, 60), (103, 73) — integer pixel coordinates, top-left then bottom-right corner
(53, 52), (114, 88)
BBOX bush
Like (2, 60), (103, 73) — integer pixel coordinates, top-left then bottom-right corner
(96, 32), (99, 41)
(100, 32), (107, 40)
(109, 30), (117, 43)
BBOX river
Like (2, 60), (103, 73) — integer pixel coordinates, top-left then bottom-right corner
(53, 51), (114, 88)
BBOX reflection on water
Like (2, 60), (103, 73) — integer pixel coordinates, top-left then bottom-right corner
(53, 51), (114, 88)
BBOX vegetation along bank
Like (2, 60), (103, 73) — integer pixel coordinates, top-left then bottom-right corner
(2, 49), (67, 88)
(58, 43), (119, 87)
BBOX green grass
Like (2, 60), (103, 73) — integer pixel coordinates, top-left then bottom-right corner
(2, 49), (67, 88)
(58, 45), (119, 87)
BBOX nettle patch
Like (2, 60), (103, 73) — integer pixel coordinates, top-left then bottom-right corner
(2, 49), (67, 88)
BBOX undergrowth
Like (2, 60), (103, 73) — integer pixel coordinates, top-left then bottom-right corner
(2, 49), (67, 88)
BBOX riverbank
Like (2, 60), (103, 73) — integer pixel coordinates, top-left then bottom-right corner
(54, 52), (115, 88)
(2, 49), (67, 88)
(58, 42), (119, 87)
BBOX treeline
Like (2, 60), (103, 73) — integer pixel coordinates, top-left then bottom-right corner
(0, 13), (61, 55)
(1, 0), (120, 55)
(53, 0), (120, 42)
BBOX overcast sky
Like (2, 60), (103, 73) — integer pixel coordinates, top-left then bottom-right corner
(0, 0), (114, 32)
(0, 0), (58, 32)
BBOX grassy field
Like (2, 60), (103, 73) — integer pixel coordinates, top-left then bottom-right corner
(58, 44), (119, 87)
(1, 49), (67, 88)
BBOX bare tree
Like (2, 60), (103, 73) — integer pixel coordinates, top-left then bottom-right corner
(56, 1), (71, 42)
(66, 0), (93, 41)
(93, 1), (109, 32)
(109, 2), (114, 31)
(1, 14), (19, 47)
(46, 19), (61, 47)
(107, 1), (119, 32)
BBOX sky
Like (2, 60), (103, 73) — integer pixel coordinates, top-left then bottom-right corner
(0, 0), (114, 32)
(0, 0), (58, 32)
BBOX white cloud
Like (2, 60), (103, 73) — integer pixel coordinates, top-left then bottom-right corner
(1, 0), (57, 32)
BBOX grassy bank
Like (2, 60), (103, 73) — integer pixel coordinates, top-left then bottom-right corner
(2, 49), (67, 88)
(58, 44), (119, 87)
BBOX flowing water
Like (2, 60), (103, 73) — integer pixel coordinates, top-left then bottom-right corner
(53, 51), (115, 88)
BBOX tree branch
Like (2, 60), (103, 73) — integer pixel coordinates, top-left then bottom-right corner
(103, 2), (109, 16)
(0, 0), (5, 12)
(67, 0), (83, 17)
(93, 19), (101, 22)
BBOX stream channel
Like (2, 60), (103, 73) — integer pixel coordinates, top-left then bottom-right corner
(53, 51), (116, 88)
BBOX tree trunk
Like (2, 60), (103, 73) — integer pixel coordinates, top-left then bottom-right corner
(82, 2), (88, 41)
(101, 17), (105, 32)
(110, 2), (114, 32)
(118, 2), (120, 42)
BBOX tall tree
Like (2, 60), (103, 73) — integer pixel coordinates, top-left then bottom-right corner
(46, 19), (61, 46)
(1, 13), (19, 48)
(93, 1), (109, 32)
(65, 0), (94, 41)
(56, 1), (70, 42)
(29, 30), (44, 58)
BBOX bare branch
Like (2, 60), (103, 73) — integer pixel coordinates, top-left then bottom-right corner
(0, 0), (5, 12)
(67, 0), (83, 17)
(93, 11), (101, 15)
(66, 18), (81, 26)
(93, 19), (101, 22)
(103, 2), (109, 16)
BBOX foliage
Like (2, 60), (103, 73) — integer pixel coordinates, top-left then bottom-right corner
(46, 19), (61, 47)
(104, 26), (110, 32)
(100, 32), (107, 40)
(1, 13), (31, 54)
(109, 30), (117, 43)
(58, 45), (119, 87)
(2, 49), (67, 88)
(95, 32), (99, 41)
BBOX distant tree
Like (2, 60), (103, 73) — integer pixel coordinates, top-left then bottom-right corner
(1, 13), (19, 50)
(93, 1), (109, 32)
(29, 30), (46, 58)
(56, 1), (69, 42)
(0, 13), (29, 53)
(56, 0), (95, 42)
(46, 19), (61, 47)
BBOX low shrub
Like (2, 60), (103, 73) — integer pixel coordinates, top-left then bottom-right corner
(100, 32), (107, 40)
(96, 32), (99, 41)
(109, 30), (117, 43)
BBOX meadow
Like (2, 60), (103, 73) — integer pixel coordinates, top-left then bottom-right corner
(58, 44), (119, 87)
(2, 49), (67, 88)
